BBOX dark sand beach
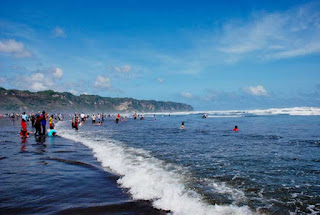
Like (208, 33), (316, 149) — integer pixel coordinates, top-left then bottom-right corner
(0, 118), (164, 215)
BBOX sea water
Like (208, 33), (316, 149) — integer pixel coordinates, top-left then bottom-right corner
(1, 107), (320, 214)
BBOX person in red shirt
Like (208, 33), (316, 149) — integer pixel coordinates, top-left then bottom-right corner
(20, 118), (29, 138)
(72, 116), (79, 130)
(233, 125), (239, 132)
(115, 113), (120, 123)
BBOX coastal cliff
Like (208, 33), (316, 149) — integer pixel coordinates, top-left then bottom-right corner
(0, 87), (193, 113)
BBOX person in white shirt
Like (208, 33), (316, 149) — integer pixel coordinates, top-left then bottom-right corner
(80, 112), (85, 122)
(91, 114), (96, 124)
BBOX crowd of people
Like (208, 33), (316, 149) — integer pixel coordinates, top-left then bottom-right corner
(1, 111), (240, 140)
(70, 112), (148, 130)
(68, 112), (239, 132)
(1, 111), (64, 139)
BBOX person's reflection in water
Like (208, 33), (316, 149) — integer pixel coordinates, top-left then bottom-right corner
(35, 135), (46, 153)
(20, 137), (27, 152)
(48, 135), (56, 146)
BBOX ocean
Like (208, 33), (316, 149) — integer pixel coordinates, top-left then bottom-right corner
(1, 107), (320, 215)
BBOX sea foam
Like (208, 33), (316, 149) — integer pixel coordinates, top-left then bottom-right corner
(57, 123), (255, 215)
(147, 107), (320, 117)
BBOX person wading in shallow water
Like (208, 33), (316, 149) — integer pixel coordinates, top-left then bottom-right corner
(41, 111), (47, 135)
(91, 113), (96, 124)
(72, 116), (79, 130)
(35, 114), (42, 136)
(49, 115), (54, 129)
(115, 113), (120, 123)
(31, 114), (35, 128)
(20, 117), (29, 138)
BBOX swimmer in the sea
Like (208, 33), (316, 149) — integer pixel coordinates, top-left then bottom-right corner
(180, 121), (185, 129)
(48, 129), (57, 137)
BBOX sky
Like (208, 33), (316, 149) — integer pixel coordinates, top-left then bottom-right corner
(0, 0), (319, 110)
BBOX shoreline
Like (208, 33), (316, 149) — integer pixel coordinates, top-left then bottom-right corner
(0, 119), (165, 215)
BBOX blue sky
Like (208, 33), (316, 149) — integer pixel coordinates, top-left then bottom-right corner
(0, 0), (319, 110)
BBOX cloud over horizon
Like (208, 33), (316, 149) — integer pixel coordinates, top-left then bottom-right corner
(94, 76), (112, 89)
(244, 85), (269, 96)
(53, 67), (63, 78)
(181, 92), (193, 99)
(3, 66), (68, 92)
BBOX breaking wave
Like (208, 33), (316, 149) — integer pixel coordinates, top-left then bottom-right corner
(57, 123), (254, 215)
(148, 107), (320, 117)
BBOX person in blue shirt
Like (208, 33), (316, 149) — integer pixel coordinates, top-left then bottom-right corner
(48, 129), (57, 137)
(41, 111), (47, 135)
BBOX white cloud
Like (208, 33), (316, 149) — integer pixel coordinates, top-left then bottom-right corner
(69, 89), (78, 95)
(245, 85), (268, 96)
(218, 2), (320, 60)
(181, 92), (193, 98)
(53, 67), (63, 78)
(94, 76), (112, 89)
(0, 20), (35, 41)
(31, 82), (47, 91)
(0, 39), (31, 58)
(114, 65), (131, 73)
(269, 42), (320, 59)
(53, 27), (66, 37)
(31, 73), (45, 81)
(7, 67), (90, 94)
(157, 78), (164, 83)
(0, 76), (6, 84)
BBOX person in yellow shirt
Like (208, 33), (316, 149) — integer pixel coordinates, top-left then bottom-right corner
(49, 115), (54, 129)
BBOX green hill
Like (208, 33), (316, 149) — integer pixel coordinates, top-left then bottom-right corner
(0, 87), (193, 113)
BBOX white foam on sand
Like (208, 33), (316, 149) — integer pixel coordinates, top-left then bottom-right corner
(57, 124), (255, 215)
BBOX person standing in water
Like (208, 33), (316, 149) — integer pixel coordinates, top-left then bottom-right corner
(20, 115), (29, 138)
(180, 121), (185, 129)
(34, 114), (41, 136)
(80, 112), (85, 122)
(49, 115), (54, 129)
(91, 113), (96, 124)
(21, 112), (28, 122)
(31, 114), (35, 128)
(41, 111), (47, 135)
(115, 113), (120, 123)
(72, 116), (79, 130)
